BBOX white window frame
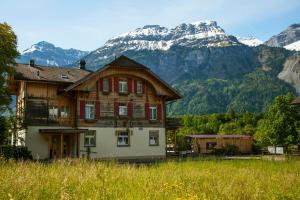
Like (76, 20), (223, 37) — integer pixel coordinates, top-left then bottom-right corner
(49, 105), (58, 119)
(137, 81), (143, 94)
(60, 106), (68, 118)
(119, 80), (128, 94)
(84, 130), (96, 147)
(85, 102), (95, 120)
(150, 105), (157, 120)
(103, 78), (109, 92)
(119, 105), (128, 116)
(117, 131), (130, 146)
(149, 131), (159, 146)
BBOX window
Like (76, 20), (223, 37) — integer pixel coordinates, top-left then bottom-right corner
(49, 105), (58, 119)
(117, 131), (130, 146)
(119, 80), (128, 94)
(84, 130), (96, 147)
(137, 81), (143, 94)
(150, 105), (157, 120)
(133, 104), (144, 118)
(101, 102), (114, 117)
(61, 74), (69, 79)
(85, 102), (95, 119)
(60, 106), (69, 118)
(103, 78), (109, 92)
(206, 142), (217, 150)
(149, 131), (159, 146)
(119, 104), (128, 116)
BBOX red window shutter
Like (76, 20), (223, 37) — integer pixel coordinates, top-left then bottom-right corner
(128, 102), (133, 118)
(145, 103), (150, 120)
(99, 78), (103, 91)
(79, 100), (85, 119)
(114, 77), (119, 92)
(128, 78), (132, 93)
(143, 81), (146, 94)
(157, 104), (162, 120)
(95, 101), (100, 119)
(134, 80), (137, 93)
(114, 102), (119, 117)
(109, 78), (112, 92)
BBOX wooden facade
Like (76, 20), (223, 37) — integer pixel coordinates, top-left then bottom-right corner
(10, 56), (181, 159)
(187, 135), (253, 154)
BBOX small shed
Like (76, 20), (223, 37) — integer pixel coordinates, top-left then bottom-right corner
(186, 134), (253, 154)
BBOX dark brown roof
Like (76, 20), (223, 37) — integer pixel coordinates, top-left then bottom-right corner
(292, 96), (300, 104)
(186, 134), (252, 139)
(13, 64), (90, 83)
(108, 55), (149, 69)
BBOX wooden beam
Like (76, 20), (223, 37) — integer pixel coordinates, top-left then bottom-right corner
(60, 134), (63, 158)
(48, 135), (52, 159)
(77, 133), (80, 158)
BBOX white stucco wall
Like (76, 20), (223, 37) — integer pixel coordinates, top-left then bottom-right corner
(26, 126), (70, 159)
(79, 127), (166, 159)
(25, 126), (166, 159)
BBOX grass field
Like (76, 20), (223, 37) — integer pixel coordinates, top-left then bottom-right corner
(0, 159), (299, 200)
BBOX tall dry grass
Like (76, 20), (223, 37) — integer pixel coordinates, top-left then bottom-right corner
(0, 159), (299, 200)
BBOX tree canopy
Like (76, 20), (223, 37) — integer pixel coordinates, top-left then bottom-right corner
(255, 93), (300, 148)
(0, 22), (19, 114)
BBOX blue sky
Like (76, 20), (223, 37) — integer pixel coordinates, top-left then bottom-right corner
(1, 0), (300, 51)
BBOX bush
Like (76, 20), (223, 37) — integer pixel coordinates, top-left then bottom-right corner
(0, 145), (32, 160)
(213, 144), (239, 156)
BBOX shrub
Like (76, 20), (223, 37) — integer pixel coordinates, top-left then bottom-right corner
(0, 145), (32, 160)
(213, 144), (239, 156)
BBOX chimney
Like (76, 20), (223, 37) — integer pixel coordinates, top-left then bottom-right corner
(29, 59), (35, 67)
(79, 59), (86, 70)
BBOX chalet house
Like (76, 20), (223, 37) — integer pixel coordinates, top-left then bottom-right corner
(10, 56), (181, 159)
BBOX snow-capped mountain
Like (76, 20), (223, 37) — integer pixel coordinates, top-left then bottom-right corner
(285, 40), (300, 51)
(237, 36), (263, 47)
(105, 21), (240, 51)
(17, 41), (89, 66)
(83, 21), (242, 70)
(265, 23), (300, 47)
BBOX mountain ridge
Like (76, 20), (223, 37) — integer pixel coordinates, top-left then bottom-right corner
(17, 41), (89, 67)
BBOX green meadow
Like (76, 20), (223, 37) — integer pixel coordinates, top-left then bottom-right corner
(0, 159), (299, 200)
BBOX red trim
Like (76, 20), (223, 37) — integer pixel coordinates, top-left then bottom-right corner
(128, 78), (132, 93)
(99, 78), (103, 91)
(128, 102), (133, 118)
(157, 104), (162, 120)
(95, 101), (100, 119)
(114, 77), (119, 93)
(79, 100), (85, 119)
(143, 81), (146, 94)
(145, 103), (150, 120)
(114, 102), (119, 117)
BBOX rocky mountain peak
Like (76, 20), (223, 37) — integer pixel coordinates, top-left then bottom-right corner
(265, 23), (300, 47)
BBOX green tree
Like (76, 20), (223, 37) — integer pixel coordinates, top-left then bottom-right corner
(0, 22), (19, 114)
(255, 93), (300, 151)
(0, 116), (8, 144)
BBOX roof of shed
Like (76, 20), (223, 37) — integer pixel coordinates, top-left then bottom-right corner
(186, 134), (252, 139)
(292, 96), (300, 104)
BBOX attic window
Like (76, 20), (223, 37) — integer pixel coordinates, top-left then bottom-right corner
(61, 74), (69, 79)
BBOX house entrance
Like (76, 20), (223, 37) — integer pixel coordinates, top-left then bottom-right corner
(49, 133), (78, 159)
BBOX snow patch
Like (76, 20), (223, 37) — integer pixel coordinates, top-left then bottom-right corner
(237, 36), (263, 46)
(285, 40), (300, 51)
